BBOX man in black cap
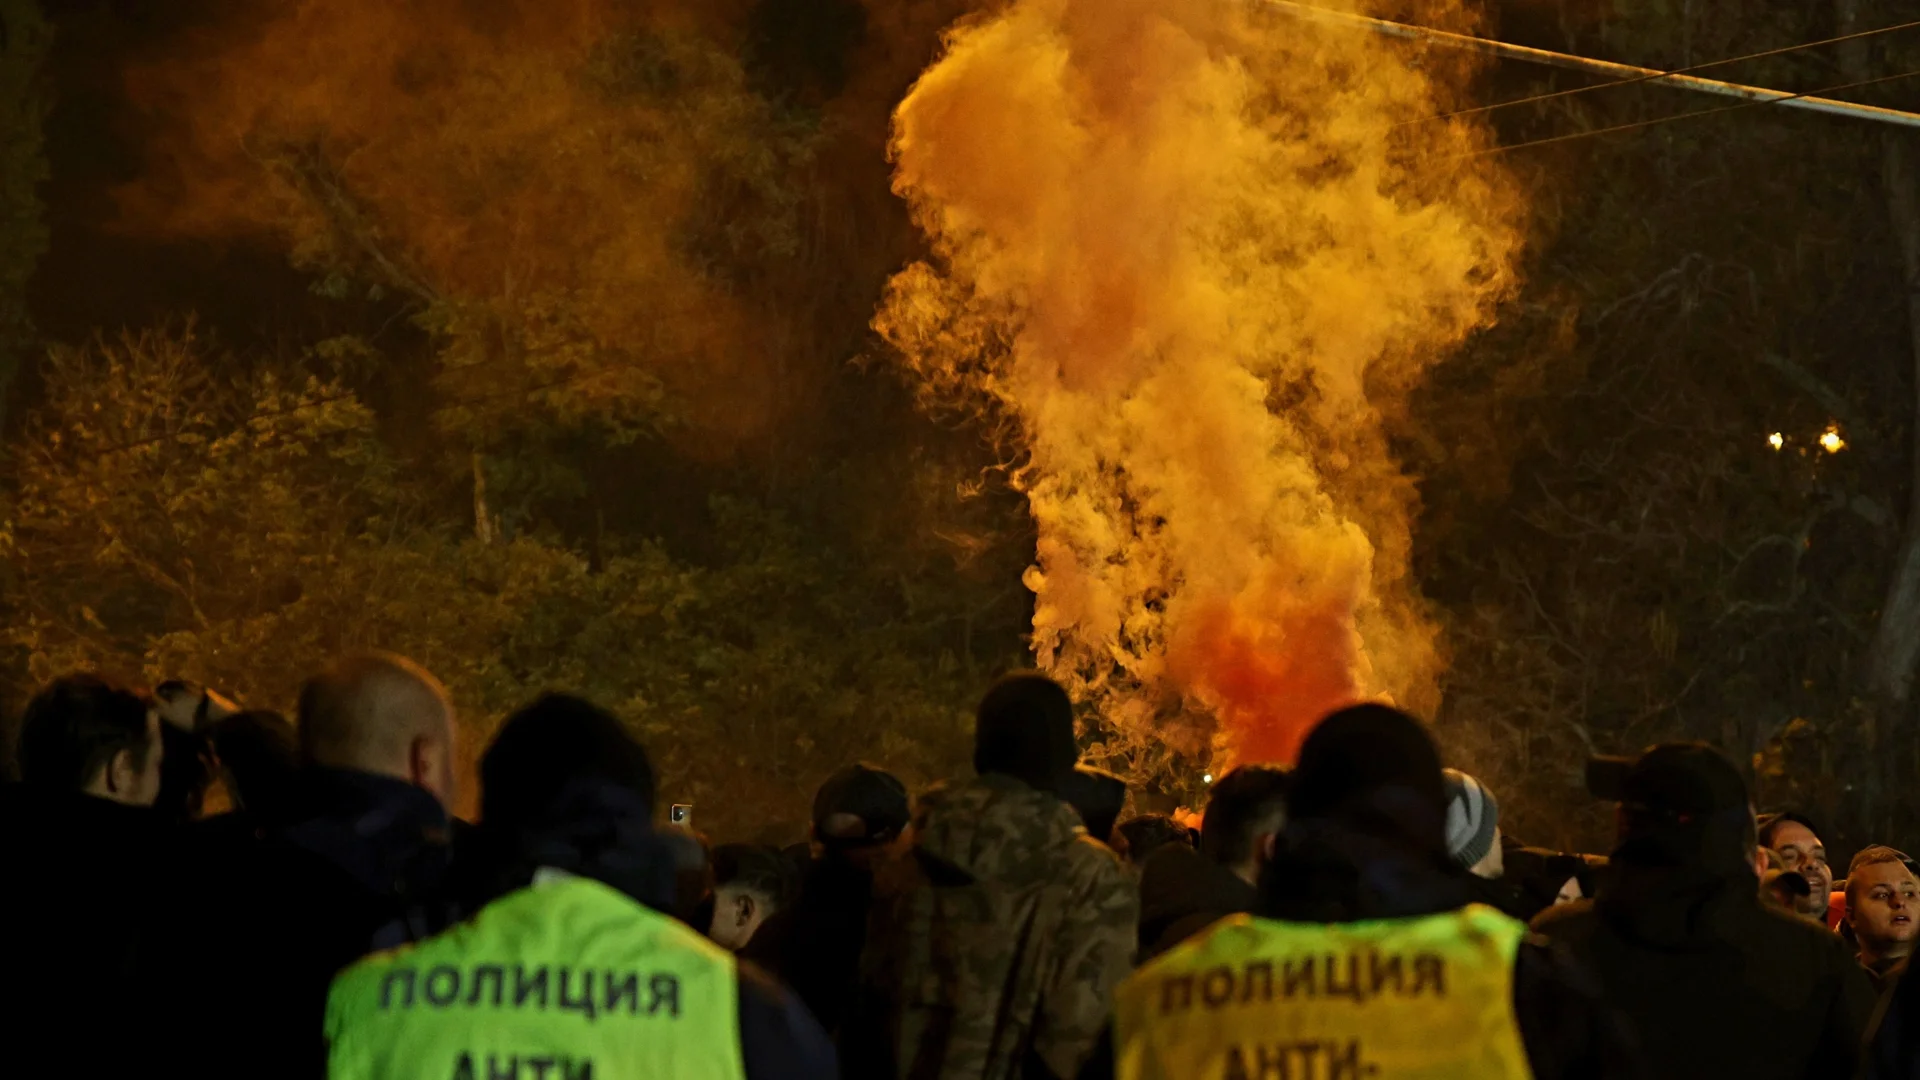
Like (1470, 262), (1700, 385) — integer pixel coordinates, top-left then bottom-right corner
(746, 763), (910, 1037)
(1114, 704), (1634, 1080)
(1534, 742), (1874, 1080)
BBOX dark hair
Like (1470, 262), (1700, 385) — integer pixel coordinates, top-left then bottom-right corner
(481, 693), (655, 829)
(208, 710), (300, 825)
(154, 724), (216, 825)
(1757, 811), (1824, 850)
(17, 674), (154, 792)
(712, 843), (798, 909)
(1060, 766), (1128, 844)
(974, 672), (1079, 793)
(1202, 765), (1290, 868)
(1117, 813), (1193, 864)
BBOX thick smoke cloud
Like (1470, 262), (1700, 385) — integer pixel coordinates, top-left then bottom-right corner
(877, 0), (1523, 768)
(121, 0), (805, 448)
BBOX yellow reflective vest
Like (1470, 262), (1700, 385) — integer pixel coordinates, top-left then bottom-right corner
(326, 873), (747, 1080)
(1115, 904), (1534, 1080)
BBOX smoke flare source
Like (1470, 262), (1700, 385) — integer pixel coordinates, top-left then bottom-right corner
(877, 0), (1523, 770)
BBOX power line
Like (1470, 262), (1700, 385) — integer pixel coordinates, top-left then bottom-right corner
(1263, 0), (1920, 130)
(1413, 17), (1920, 126)
(1471, 67), (1920, 157)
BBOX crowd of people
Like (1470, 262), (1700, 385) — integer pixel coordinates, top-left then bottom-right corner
(4, 654), (1920, 1079)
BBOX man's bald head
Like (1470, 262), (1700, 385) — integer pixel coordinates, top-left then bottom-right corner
(298, 653), (456, 806)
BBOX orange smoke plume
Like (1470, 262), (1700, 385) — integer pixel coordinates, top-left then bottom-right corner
(877, 0), (1522, 769)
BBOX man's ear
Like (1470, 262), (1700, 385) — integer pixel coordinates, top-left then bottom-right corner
(407, 735), (451, 804)
(1260, 832), (1279, 862)
(734, 892), (757, 927)
(105, 747), (138, 796)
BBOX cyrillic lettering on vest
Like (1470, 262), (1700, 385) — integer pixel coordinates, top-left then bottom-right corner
(381, 969), (417, 1009)
(1223, 1041), (1379, 1080)
(514, 966), (549, 1008)
(604, 972), (639, 1015)
(1411, 954), (1445, 996)
(647, 974), (680, 1017)
(469, 965), (505, 1006)
(1160, 974), (1193, 1014)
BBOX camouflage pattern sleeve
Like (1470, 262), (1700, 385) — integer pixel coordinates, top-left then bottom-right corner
(1030, 839), (1141, 1079)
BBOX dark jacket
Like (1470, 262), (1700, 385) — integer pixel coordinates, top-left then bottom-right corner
(143, 767), (459, 1079)
(1869, 957), (1920, 1078)
(0, 784), (163, 1073)
(1136, 842), (1257, 960)
(745, 850), (877, 1040)
(1533, 855), (1874, 1080)
(1260, 818), (1643, 1080)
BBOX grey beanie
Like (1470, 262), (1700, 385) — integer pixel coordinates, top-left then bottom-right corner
(1443, 769), (1500, 870)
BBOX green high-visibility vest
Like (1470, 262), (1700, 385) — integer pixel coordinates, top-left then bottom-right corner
(326, 873), (747, 1080)
(1115, 904), (1534, 1080)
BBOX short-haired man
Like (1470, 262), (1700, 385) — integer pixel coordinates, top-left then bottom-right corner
(17, 672), (164, 806)
(0, 675), (166, 1073)
(327, 693), (836, 1079)
(145, 652), (465, 1080)
(1759, 812), (1833, 926)
(1138, 765), (1288, 958)
(709, 843), (795, 952)
(1846, 846), (1919, 992)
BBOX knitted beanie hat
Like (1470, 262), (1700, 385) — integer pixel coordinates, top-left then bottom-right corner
(1443, 768), (1500, 870)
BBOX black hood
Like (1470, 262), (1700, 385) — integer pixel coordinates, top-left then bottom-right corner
(453, 777), (678, 915)
(1258, 813), (1477, 923)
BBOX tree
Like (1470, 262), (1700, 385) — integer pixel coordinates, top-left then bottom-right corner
(0, 0), (48, 421)
(1, 325), (1001, 836)
(1410, 0), (1920, 851)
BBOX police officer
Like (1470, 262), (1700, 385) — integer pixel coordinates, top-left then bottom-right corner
(325, 693), (836, 1080)
(1114, 705), (1639, 1080)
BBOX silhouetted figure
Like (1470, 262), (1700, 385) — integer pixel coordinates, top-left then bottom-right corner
(325, 692), (836, 1079)
(748, 762), (911, 1041)
(145, 653), (462, 1080)
(1535, 743), (1873, 1080)
(0, 674), (165, 1073)
(850, 673), (1136, 1080)
(1118, 705), (1639, 1080)
(1137, 764), (1287, 959)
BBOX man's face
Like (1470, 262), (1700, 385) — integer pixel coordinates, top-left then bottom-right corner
(1771, 820), (1831, 917)
(114, 712), (165, 807)
(1850, 861), (1920, 957)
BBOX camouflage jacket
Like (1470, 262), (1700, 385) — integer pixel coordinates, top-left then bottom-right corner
(854, 774), (1138, 1080)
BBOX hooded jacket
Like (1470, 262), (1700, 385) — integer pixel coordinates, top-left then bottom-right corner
(333, 777), (837, 1080)
(1252, 815), (1644, 1080)
(1135, 842), (1258, 960)
(1533, 832), (1875, 1080)
(850, 774), (1137, 1080)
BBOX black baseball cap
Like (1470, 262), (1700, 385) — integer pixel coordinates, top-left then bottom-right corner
(812, 764), (910, 846)
(1586, 742), (1750, 823)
